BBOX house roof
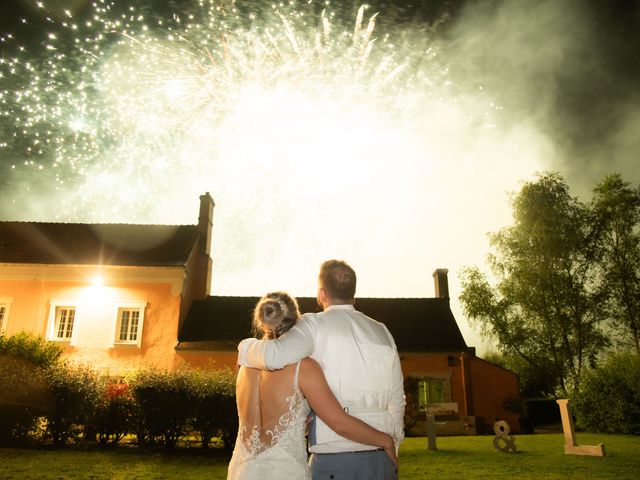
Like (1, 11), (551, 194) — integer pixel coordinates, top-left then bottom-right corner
(178, 295), (469, 353)
(0, 221), (199, 267)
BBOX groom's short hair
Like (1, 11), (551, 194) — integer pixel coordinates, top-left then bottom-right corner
(319, 260), (356, 301)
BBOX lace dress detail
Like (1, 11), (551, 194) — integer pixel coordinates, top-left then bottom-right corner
(228, 362), (310, 480)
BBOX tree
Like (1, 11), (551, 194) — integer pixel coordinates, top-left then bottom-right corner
(460, 172), (608, 396)
(592, 174), (640, 355)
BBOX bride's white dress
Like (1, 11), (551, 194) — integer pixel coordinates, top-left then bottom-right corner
(227, 361), (311, 480)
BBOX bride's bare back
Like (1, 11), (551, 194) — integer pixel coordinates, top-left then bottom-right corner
(235, 363), (303, 451)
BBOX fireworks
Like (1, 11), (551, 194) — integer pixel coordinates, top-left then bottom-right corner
(1, 0), (531, 298)
(1, 1), (416, 214)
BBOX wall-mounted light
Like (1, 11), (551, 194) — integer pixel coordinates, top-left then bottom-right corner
(84, 273), (112, 304)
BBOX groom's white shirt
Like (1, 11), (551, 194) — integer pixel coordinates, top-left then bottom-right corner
(238, 304), (405, 454)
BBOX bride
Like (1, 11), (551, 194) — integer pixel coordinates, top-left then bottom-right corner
(227, 292), (397, 480)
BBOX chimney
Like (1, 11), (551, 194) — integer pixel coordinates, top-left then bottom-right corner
(433, 268), (449, 299)
(178, 194), (215, 334)
(198, 192), (215, 256)
(196, 193), (215, 296)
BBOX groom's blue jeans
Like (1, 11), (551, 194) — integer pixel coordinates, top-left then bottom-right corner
(309, 449), (398, 480)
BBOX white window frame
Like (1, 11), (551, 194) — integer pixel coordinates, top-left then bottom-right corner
(0, 297), (13, 335)
(47, 300), (79, 344)
(113, 301), (146, 348)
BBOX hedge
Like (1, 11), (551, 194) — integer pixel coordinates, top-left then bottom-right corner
(0, 332), (62, 444)
(130, 369), (194, 448)
(0, 332), (238, 448)
(92, 382), (135, 445)
(187, 368), (238, 449)
(45, 363), (102, 445)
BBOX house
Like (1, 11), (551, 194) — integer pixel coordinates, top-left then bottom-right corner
(0, 193), (215, 374)
(0, 193), (521, 434)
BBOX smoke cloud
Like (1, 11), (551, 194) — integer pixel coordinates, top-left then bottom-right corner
(446, 0), (640, 190)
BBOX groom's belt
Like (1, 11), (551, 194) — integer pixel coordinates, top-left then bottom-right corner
(313, 448), (385, 456)
(343, 405), (387, 414)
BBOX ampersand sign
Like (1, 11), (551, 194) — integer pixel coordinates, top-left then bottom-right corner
(492, 420), (517, 453)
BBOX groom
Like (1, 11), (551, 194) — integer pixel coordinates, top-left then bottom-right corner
(238, 259), (405, 479)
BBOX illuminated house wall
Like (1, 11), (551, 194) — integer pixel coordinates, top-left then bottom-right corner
(0, 265), (183, 374)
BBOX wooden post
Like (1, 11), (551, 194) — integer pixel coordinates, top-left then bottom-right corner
(556, 399), (605, 456)
(426, 412), (438, 451)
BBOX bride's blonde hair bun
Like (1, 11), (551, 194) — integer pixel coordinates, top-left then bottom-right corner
(252, 292), (300, 339)
(262, 299), (287, 328)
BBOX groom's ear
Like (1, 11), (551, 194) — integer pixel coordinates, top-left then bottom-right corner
(317, 287), (326, 306)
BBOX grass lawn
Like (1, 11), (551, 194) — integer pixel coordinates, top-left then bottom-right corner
(400, 433), (640, 479)
(1, 433), (639, 479)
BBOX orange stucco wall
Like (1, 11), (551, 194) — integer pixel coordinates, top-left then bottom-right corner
(468, 356), (521, 433)
(0, 265), (184, 374)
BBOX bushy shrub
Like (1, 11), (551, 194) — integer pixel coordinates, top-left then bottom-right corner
(402, 376), (421, 435)
(573, 352), (640, 434)
(188, 368), (237, 449)
(92, 381), (135, 445)
(129, 370), (193, 448)
(44, 363), (101, 445)
(0, 332), (62, 444)
(0, 355), (51, 444)
(0, 331), (63, 367)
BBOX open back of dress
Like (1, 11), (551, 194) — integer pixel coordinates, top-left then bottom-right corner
(228, 362), (311, 480)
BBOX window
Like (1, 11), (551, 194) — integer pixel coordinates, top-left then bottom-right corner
(418, 378), (446, 410)
(0, 297), (12, 335)
(53, 306), (76, 340)
(114, 302), (146, 347)
(117, 308), (140, 343)
(47, 300), (78, 343)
